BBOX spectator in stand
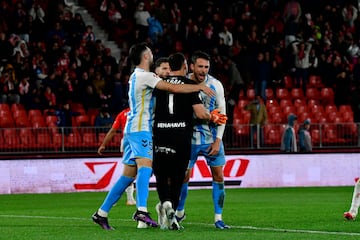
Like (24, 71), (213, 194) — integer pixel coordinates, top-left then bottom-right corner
(94, 107), (114, 134)
(18, 74), (31, 106)
(53, 102), (80, 135)
(134, 2), (150, 42)
(244, 95), (268, 148)
(298, 119), (312, 152)
(147, 14), (163, 45)
(43, 85), (57, 109)
(280, 113), (298, 153)
(308, 48), (319, 76)
(292, 40), (312, 95)
(82, 25), (96, 43)
(0, 68), (20, 104)
(253, 51), (271, 101)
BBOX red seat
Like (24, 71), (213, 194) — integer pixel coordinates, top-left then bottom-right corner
(306, 88), (320, 100)
(28, 109), (42, 119)
(276, 88), (290, 99)
(12, 109), (27, 119)
(46, 115), (58, 126)
(339, 105), (352, 114)
(0, 116), (14, 128)
(266, 99), (279, 108)
(297, 105), (308, 115)
(265, 127), (281, 145)
(311, 129), (320, 144)
(31, 116), (46, 128)
(36, 132), (52, 148)
(293, 98), (307, 108)
(82, 132), (97, 147)
(71, 102), (86, 114)
(283, 105), (296, 116)
(3, 129), (20, 148)
(290, 88), (304, 99)
(246, 88), (255, 100)
(10, 103), (25, 112)
(237, 99), (249, 110)
(298, 111), (311, 123)
(65, 133), (82, 147)
(308, 75), (323, 88)
(342, 111), (354, 122)
(0, 103), (10, 112)
(270, 111), (284, 124)
(283, 75), (293, 88)
(325, 104), (337, 115)
(320, 88), (334, 104)
(19, 129), (36, 148)
(279, 99), (293, 108)
(15, 116), (31, 127)
(265, 88), (274, 99)
(75, 115), (90, 126)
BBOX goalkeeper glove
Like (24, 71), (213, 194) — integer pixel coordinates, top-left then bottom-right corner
(210, 109), (228, 125)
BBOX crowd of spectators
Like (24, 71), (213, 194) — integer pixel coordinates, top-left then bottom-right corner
(2, 0), (360, 125)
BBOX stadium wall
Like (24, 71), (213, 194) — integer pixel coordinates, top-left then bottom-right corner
(0, 153), (359, 194)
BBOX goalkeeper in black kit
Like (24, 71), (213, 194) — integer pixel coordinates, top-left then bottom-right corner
(152, 53), (227, 230)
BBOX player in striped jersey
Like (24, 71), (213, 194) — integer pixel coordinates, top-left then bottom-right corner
(92, 43), (215, 230)
(175, 51), (230, 229)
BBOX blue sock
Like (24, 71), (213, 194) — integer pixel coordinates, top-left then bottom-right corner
(100, 175), (134, 212)
(136, 167), (152, 209)
(212, 181), (225, 214)
(177, 183), (189, 211)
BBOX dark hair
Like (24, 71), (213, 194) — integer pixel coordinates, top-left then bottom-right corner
(128, 42), (149, 66)
(154, 57), (169, 68)
(168, 52), (185, 71)
(191, 50), (210, 64)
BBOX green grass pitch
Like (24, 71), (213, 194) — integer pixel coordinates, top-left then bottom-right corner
(1, 187), (360, 240)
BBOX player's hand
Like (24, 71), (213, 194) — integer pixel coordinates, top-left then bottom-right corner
(200, 85), (215, 97)
(210, 109), (228, 125)
(98, 145), (105, 155)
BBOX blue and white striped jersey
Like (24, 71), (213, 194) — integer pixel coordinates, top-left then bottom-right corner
(124, 68), (162, 134)
(189, 74), (226, 145)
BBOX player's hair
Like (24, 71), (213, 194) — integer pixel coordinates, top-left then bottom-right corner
(128, 42), (149, 66)
(168, 52), (185, 71)
(191, 50), (210, 64)
(154, 57), (169, 68)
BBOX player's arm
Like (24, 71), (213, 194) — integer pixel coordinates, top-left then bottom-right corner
(98, 128), (118, 155)
(155, 80), (215, 96)
(193, 103), (211, 120)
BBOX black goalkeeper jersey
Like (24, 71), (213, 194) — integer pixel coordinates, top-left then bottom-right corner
(153, 75), (202, 137)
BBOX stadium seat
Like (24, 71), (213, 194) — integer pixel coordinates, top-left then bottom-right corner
(279, 99), (293, 108)
(31, 116), (47, 128)
(276, 88), (290, 99)
(3, 129), (20, 149)
(296, 104), (308, 115)
(15, 116), (31, 128)
(82, 132), (97, 147)
(283, 105), (296, 116)
(306, 88), (320, 100)
(283, 75), (293, 88)
(325, 104), (337, 115)
(265, 127), (281, 145)
(298, 111), (311, 123)
(10, 103), (25, 112)
(290, 88), (304, 99)
(28, 109), (42, 120)
(342, 111), (354, 122)
(293, 98), (307, 108)
(0, 103), (10, 112)
(339, 105), (353, 114)
(320, 88), (334, 104)
(36, 132), (52, 148)
(237, 99), (249, 110)
(266, 99), (279, 108)
(246, 88), (255, 100)
(265, 88), (274, 99)
(19, 128), (36, 148)
(46, 115), (58, 127)
(270, 111), (284, 124)
(65, 133), (82, 147)
(308, 75), (323, 88)
(0, 115), (14, 128)
(311, 129), (320, 144)
(75, 115), (90, 126)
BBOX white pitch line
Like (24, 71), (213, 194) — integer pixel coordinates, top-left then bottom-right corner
(1, 214), (360, 236)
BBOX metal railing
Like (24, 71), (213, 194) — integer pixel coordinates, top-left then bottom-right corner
(0, 123), (359, 155)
